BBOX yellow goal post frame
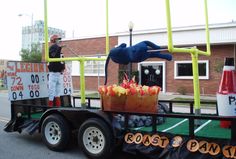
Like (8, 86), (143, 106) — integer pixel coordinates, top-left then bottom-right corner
(165, 0), (211, 114)
(44, 0), (211, 111)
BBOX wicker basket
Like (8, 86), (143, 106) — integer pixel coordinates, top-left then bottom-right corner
(125, 94), (158, 113)
(101, 94), (126, 111)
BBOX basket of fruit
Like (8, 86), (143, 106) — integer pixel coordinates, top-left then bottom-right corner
(98, 76), (160, 113)
(99, 85), (127, 111)
(122, 78), (160, 113)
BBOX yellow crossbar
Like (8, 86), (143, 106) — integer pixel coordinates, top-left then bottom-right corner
(165, 0), (211, 111)
(44, 0), (211, 111)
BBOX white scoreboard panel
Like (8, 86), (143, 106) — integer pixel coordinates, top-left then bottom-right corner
(7, 61), (73, 101)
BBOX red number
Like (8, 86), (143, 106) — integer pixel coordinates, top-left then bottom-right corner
(11, 77), (16, 85)
(11, 76), (23, 86)
(16, 77), (23, 85)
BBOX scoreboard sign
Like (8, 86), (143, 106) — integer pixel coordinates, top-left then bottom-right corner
(7, 61), (73, 101)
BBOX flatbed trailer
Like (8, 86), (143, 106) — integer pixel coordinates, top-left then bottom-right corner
(4, 96), (236, 159)
(4, 0), (236, 158)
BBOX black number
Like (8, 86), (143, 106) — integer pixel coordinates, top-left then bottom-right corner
(19, 91), (23, 99)
(30, 91), (34, 97)
(30, 90), (40, 98)
(68, 88), (71, 94)
(31, 75), (35, 83)
(12, 92), (24, 100)
(12, 92), (17, 100)
(35, 75), (39, 83)
(35, 90), (39, 97)
(31, 74), (40, 83)
(64, 88), (68, 94)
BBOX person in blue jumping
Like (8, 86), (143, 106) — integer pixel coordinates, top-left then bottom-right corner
(104, 40), (172, 85)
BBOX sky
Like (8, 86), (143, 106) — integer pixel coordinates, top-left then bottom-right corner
(0, 0), (235, 61)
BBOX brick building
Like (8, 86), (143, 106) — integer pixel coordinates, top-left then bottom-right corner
(43, 22), (236, 95)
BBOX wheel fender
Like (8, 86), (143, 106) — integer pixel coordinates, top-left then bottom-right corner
(68, 110), (114, 134)
(39, 109), (114, 135)
(39, 109), (65, 133)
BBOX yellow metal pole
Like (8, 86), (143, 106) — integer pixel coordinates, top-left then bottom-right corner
(105, 0), (109, 55)
(80, 59), (86, 106)
(44, 0), (49, 62)
(43, 0), (107, 108)
(165, 0), (211, 117)
(165, 0), (173, 52)
(48, 57), (106, 62)
(204, 0), (211, 55)
(165, 0), (211, 57)
(191, 50), (201, 110)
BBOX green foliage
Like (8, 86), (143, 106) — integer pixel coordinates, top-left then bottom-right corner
(20, 43), (42, 62)
(214, 59), (224, 73)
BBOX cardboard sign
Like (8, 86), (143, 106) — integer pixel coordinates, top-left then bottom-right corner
(7, 61), (73, 101)
(124, 133), (233, 158)
(217, 93), (236, 116)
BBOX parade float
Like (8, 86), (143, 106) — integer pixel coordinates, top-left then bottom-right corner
(4, 0), (236, 159)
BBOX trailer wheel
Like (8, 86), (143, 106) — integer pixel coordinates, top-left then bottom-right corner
(41, 114), (70, 151)
(78, 118), (114, 159)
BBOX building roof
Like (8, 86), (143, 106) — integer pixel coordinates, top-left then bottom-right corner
(62, 22), (236, 46)
(117, 22), (236, 35)
(117, 22), (236, 46)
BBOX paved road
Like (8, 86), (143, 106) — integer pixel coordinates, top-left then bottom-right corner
(0, 121), (136, 159)
(0, 121), (86, 159)
(0, 92), (11, 119)
(0, 92), (137, 159)
(0, 92), (88, 159)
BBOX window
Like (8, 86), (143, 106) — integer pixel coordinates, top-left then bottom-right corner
(174, 60), (209, 79)
(72, 56), (105, 76)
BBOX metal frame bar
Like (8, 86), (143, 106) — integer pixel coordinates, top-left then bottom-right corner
(44, 0), (211, 111)
(147, 47), (193, 53)
(165, 0), (211, 113)
(43, 0), (106, 106)
(12, 98), (236, 140)
(8, 94), (236, 140)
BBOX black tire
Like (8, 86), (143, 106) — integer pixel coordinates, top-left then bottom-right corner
(78, 118), (115, 159)
(41, 114), (70, 151)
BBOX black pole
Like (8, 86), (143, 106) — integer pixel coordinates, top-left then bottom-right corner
(128, 28), (133, 79)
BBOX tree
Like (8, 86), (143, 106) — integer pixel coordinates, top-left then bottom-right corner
(20, 43), (42, 62)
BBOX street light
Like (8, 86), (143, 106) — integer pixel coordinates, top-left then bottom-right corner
(128, 21), (134, 79)
(18, 13), (34, 50)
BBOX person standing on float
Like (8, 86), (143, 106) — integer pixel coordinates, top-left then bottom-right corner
(48, 34), (65, 107)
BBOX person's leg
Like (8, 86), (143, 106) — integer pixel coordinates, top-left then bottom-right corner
(144, 41), (161, 50)
(55, 73), (63, 107)
(48, 72), (57, 107)
(144, 41), (172, 61)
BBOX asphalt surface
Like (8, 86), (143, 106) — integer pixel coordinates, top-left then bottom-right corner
(0, 121), (137, 159)
(0, 92), (138, 159)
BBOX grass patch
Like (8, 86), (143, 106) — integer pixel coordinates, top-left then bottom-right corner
(0, 87), (7, 90)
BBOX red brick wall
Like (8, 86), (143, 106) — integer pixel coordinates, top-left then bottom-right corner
(166, 45), (234, 95)
(71, 60), (119, 91)
(62, 36), (118, 91)
(42, 36), (119, 91)
(43, 37), (235, 95)
(130, 44), (234, 95)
